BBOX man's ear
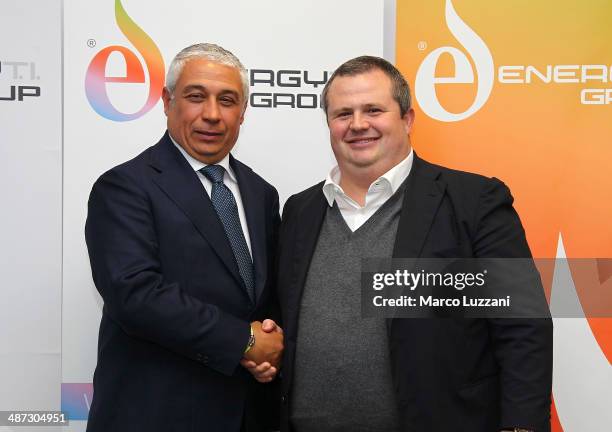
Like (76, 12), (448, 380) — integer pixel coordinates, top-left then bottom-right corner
(403, 108), (415, 134)
(240, 102), (247, 125)
(161, 87), (172, 116)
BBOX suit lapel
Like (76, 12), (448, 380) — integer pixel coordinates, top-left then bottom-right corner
(388, 154), (446, 326)
(393, 154), (446, 258)
(148, 134), (244, 289)
(230, 156), (267, 302)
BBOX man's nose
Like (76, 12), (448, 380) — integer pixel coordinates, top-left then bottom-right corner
(201, 99), (221, 122)
(349, 112), (369, 131)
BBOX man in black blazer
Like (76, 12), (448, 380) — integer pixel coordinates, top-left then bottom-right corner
(276, 56), (552, 431)
(85, 43), (282, 432)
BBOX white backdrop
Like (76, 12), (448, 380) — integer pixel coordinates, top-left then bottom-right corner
(61, 0), (384, 428)
(0, 0), (62, 425)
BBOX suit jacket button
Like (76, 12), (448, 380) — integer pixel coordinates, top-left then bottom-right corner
(202, 355), (209, 364)
(281, 396), (287, 404)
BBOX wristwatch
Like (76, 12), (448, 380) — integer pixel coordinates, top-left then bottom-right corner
(244, 324), (256, 354)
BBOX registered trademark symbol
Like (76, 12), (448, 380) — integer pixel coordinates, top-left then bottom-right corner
(87, 39), (97, 48)
(417, 41), (427, 51)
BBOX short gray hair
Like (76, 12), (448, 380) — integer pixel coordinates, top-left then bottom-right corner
(165, 43), (249, 104)
(321, 55), (412, 117)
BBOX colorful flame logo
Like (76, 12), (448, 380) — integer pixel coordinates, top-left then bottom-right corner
(85, 0), (165, 121)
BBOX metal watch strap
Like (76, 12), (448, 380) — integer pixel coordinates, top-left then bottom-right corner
(244, 324), (255, 354)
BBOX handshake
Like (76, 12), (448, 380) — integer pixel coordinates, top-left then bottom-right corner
(241, 319), (284, 383)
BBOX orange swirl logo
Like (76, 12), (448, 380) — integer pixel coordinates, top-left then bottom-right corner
(415, 0), (493, 122)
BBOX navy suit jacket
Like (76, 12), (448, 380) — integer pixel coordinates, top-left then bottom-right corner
(276, 154), (552, 431)
(85, 132), (280, 432)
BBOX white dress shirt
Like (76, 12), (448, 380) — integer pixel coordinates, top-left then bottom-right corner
(322, 150), (414, 232)
(171, 136), (252, 257)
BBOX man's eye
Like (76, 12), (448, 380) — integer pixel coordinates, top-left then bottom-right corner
(367, 107), (382, 113)
(220, 97), (237, 106)
(187, 94), (204, 101)
(337, 112), (351, 118)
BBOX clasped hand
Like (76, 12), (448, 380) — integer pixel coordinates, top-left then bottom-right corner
(241, 319), (283, 383)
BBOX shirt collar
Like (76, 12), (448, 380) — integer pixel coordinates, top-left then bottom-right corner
(322, 149), (414, 207)
(169, 133), (237, 182)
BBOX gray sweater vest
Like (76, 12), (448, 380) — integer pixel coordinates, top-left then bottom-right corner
(290, 186), (405, 432)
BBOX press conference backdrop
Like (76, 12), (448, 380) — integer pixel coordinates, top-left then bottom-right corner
(1, 1), (609, 431)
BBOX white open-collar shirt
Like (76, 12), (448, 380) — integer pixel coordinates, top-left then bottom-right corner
(322, 150), (414, 232)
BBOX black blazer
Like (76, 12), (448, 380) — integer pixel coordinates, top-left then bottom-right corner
(85, 133), (280, 432)
(276, 154), (552, 432)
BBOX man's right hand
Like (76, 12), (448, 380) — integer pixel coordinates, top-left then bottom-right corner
(243, 320), (284, 368)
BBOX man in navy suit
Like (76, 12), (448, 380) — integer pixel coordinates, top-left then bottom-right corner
(85, 43), (282, 432)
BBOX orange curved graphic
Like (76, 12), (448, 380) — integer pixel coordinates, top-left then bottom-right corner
(397, 1), (612, 430)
